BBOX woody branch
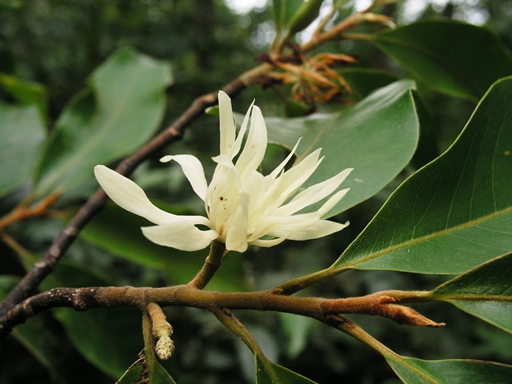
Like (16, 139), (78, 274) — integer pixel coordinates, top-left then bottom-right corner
(0, 286), (443, 337)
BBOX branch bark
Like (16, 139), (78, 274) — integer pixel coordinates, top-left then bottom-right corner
(0, 286), (443, 337)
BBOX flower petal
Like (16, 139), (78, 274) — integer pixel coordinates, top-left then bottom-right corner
(263, 149), (323, 212)
(225, 190), (249, 252)
(235, 106), (267, 179)
(265, 138), (302, 187)
(275, 219), (350, 241)
(94, 165), (209, 226)
(142, 222), (219, 251)
(275, 168), (353, 216)
(160, 154), (208, 200)
(219, 91), (236, 155)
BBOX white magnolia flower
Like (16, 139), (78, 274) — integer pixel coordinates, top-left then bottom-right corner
(94, 91), (353, 253)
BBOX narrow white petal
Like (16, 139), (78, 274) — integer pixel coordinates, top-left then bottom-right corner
(235, 106), (267, 179)
(317, 188), (350, 218)
(94, 165), (209, 226)
(275, 168), (353, 216)
(276, 220), (350, 240)
(142, 222), (219, 251)
(265, 138), (302, 185)
(207, 158), (243, 233)
(218, 91), (236, 155)
(228, 102), (253, 159)
(248, 213), (319, 241)
(249, 237), (288, 248)
(263, 149), (323, 212)
(225, 191), (249, 252)
(160, 155), (208, 201)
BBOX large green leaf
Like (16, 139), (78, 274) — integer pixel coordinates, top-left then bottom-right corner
(255, 353), (317, 383)
(33, 47), (173, 197)
(371, 20), (512, 101)
(331, 77), (512, 274)
(117, 349), (177, 384)
(0, 104), (46, 197)
(81, 203), (249, 292)
(387, 355), (512, 384)
(0, 73), (48, 122)
(265, 79), (418, 216)
(428, 253), (512, 333)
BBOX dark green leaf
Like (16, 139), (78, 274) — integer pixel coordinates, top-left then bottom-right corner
(265, 79), (418, 216)
(428, 253), (512, 333)
(255, 353), (317, 383)
(0, 104), (46, 197)
(332, 77), (512, 274)
(339, 68), (399, 102)
(387, 355), (512, 384)
(371, 20), (512, 101)
(33, 47), (173, 198)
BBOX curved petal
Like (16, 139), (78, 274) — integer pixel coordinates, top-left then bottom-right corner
(94, 165), (209, 226)
(263, 149), (323, 212)
(235, 106), (267, 179)
(225, 201), (249, 252)
(228, 101), (253, 160)
(160, 154), (208, 200)
(272, 219), (349, 241)
(265, 138), (302, 187)
(142, 222), (219, 251)
(317, 188), (350, 218)
(276, 168), (353, 216)
(219, 91), (236, 155)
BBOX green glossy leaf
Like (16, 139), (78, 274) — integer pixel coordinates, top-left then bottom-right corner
(265, 79), (418, 216)
(33, 47), (173, 197)
(117, 349), (177, 384)
(81, 203), (249, 292)
(0, 73), (48, 122)
(339, 68), (399, 102)
(255, 353), (317, 383)
(371, 20), (512, 101)
(332, 77), (512, 274)
(387, 355), (512, 384)
(0, 104), (46, 196)
(428, 253), (512, 333)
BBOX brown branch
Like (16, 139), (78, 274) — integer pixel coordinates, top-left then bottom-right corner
(0, 286), (443, 337)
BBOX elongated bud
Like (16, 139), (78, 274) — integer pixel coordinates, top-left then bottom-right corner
(147, 303), (175, 360)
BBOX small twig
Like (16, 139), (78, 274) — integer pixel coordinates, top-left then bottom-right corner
(0, 192), (62, 231)
(188, 240), (227, 289)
